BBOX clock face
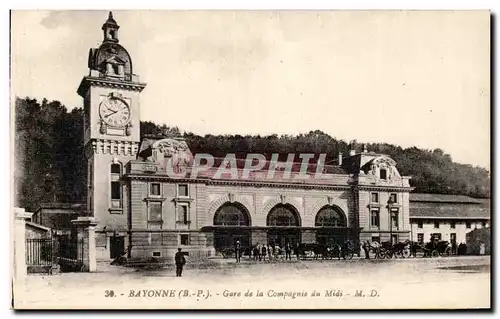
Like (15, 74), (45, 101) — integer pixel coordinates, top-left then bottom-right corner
(99, 97), (131, 127)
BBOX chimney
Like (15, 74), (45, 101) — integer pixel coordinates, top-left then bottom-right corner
(338, 152), (343, 166)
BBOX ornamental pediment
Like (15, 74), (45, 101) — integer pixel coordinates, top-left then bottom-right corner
(361, 156), (401, 182)
(104, 56), (126, 65)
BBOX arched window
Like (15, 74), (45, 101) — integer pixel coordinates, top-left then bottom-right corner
(110, 163), (122, 209)
(315, 206), (346, 227)
(111, 164), (121, 174)
(214, 203), (250, 226)
(267, 204), (300, 227)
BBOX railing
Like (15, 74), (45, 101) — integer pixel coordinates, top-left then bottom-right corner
(26, 238), (53, 266)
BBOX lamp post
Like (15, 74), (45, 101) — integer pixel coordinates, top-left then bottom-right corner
(387, 197), (395, 244)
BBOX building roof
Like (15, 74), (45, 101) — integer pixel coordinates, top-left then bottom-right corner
(26, 221), (51, 232)
(410, 193), (484, 204)
(36, 202), (86, 212)
(209, 157), (348, 175)
(409, 202), (490, 219)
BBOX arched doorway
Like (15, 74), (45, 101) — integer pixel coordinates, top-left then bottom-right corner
(315, 205), (347, 247)
(213, 203), (251, 252)
(266, 204), (301, 247)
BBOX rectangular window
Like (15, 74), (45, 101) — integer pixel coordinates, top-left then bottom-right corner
(391, 209), (399, 228)
(417, 220), (423, 228)
(177, 205), (190, 224)
(432, 233), (442, 241)
(390, 193), (397, 203)
(434, 221), (440, 229)
(371, 236), (380, 243)
(150, 183), (161, 196)
(450, 233), (457, 243)
(180, 234), (190, 246)
(417, 233), (424, 244)
(148, 202), (163, 223)
(178, 184), (189, 197)
(380, 169), (387, 179)
(370, 209), (380, 228)
(466, 221), (471, 229)
(111, 182), (121, 200)
(371, 193), (379, 203)
(450, 221), (456, 229)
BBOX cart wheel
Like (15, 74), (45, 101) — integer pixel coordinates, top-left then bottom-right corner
(431, 250), (439, 258)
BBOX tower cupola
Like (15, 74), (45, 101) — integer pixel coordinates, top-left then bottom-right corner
(102, 11), (120, 43)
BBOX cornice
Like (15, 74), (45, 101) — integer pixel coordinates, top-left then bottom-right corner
(355, 185), (414, 192)
(78, 76), (147, 96)
(85, 139), (139, 156)
(124, 173), (352, 191)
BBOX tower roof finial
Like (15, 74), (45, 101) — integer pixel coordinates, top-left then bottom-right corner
(103, 11), (118, 27)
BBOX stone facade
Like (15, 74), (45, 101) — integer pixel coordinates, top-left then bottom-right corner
(118, 141), (413, 260)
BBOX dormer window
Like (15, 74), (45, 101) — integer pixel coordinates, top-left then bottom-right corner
(380, 168), (387, 180)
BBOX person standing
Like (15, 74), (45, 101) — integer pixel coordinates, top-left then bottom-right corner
(175, 248), (186, 277)
(235, 240), (242, 263)
(363, 241), (370, 259)
(285, 242), (292, 261)
(261, 244), (267, 262)
(253, 245), (259, 261)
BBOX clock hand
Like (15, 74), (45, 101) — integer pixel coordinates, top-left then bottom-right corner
(104, 110), (118, 118)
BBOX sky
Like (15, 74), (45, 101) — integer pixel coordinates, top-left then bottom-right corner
(10, 10), (490, 169)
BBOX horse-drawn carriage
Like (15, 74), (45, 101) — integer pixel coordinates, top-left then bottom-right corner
(297, 242), (356, 260)
(415, 240), (452, 258)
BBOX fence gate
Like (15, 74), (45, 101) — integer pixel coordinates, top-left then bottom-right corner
(25, 238), (53, 274)
(25, 236), (85, 274)
(55, 235), (85, 272)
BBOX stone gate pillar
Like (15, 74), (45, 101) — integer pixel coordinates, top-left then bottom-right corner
(13, 207), (32, 282)
(71, 217), (98, 272)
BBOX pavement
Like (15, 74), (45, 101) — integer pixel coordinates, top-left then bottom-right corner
(13, 255), (491, 310)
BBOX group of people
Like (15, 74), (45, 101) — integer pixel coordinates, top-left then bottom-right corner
(235, 241), (296, 263)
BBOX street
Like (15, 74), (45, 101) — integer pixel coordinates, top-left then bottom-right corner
(13, 255), (490, 309)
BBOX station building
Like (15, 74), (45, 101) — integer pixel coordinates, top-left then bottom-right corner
(74, 13), (489, 261)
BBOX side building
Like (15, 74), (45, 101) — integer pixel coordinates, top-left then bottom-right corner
(409, 194), (490, 245)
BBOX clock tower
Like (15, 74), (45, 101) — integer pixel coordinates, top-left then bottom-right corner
(77, 12), (146, 239)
